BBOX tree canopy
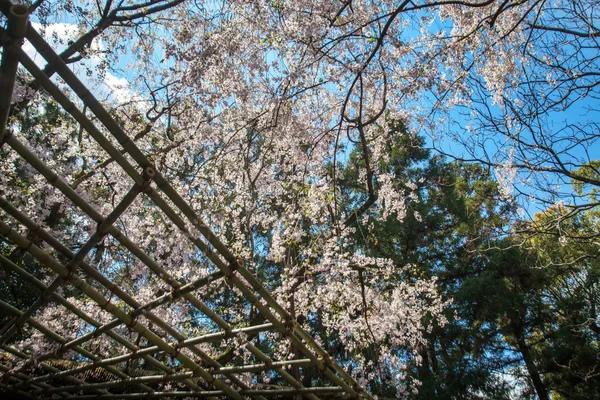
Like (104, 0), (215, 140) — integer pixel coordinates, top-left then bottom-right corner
(0, 0), (599, 398)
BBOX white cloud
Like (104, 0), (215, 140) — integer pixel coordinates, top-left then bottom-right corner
(21, 22), (135, 104)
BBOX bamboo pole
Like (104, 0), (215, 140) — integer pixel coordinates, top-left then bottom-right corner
(0, 135), (310, 398)
(39, 359), (315, 395)
(39, 371), (201, 395)
(14, 48), (147, 187)
(3, 13), (373, 399)
(14, 36), (323, 383)
(0, 4), (28, 139)
(23, 24), (236, 264)
(38, 266), (225, 363)
(1, 106), (354, 398)
(0, 223), (244, 400)
(0, 194), (224, 332)
(2, 344), (108, 396)
(0, 300), (154, 394)
(0, 255), (205, 394)
(73, 386), (349, 400)
(19, 318), (273, 387)
(0, 382), (36, 399)
(0, 362), (51, 393)
(31, 322), (276, 385)
(76, 391), (223, 399)
(0, 149), (262, 400)
(0, 170), (153, 347)
(0, 196), (214, 393)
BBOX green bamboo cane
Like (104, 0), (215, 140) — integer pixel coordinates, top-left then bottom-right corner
(0, 362), (48, 392)
(0, 196), (217, 393)
(20, 322), (275, 387)
(0, 136), (257, 398)
(0, 169), (154, 347)
(2, 344), (109, 396)
(0, 299), (154, 394)
(6, 11), (372, 398)
(40, 359), (316, 396)
(0, 254), (205, 394)
(0, 223), (244, 400)
(3, 126), (359, 398)
(13, 40), (341, 393)
(0, 382), (36, 399)
(1, 135), (313, 397)
(73, 387), (349, 400)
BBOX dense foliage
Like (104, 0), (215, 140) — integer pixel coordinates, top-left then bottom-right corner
(1, 0), (599, 398)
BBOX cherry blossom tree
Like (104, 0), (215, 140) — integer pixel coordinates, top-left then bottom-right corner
(1, 0), (599, 397)
(434, 0), (600, 224)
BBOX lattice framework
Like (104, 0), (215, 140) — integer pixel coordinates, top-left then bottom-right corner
(0, 3), (373, 398)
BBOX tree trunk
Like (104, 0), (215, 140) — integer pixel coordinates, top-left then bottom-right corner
(513, 323), (549, 400)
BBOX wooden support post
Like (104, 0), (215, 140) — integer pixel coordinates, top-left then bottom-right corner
(0, 4), (28, 142)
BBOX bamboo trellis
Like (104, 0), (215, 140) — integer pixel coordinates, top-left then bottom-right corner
(0, 2), (374, 399)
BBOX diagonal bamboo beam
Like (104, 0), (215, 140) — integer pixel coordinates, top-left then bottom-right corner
(0, 362), (53, 393)
(0, 223), (244, 399)
(37, 359), (316, 396)
(0, 198), (263, 400)
(0, 9), (373, 398)
(36, 265), (225, 365)
(0, 168), (154, 347)
(0, 134), (310, 398)
(135, 190), (359, 397)
(0, 382), (37, 399)
(16, 29), (372, 396)
(0, 300), (154, 395)
(1, 344), (109, 397)
(73, 386), (349, 399)
(20, 322), (275, 387)
(77, 390), (223, 399)
(0, 254), (207, 394)
(0, 138), (267, 400)
(0, 196), (219, 394)
(0, 79), (350, 399)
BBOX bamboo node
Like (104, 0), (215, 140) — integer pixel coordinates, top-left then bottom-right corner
(318, 351), (332, 371)
(29, 223), (43, 237)
(22, 237), (35, 252)
(205, 372), (215, 385)
(235, 257), (245, 268)
(14, 318), (25, 334)
(317, 356), (328, 372)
